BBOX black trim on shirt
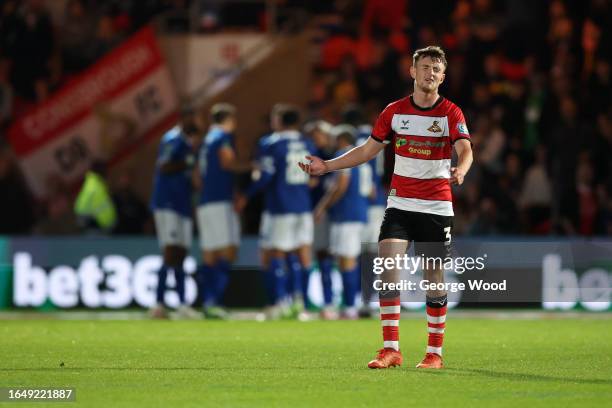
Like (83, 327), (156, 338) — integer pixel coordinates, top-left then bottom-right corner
(409, 95), (445, 111)
(451, 136), (472, 145)
(370, 131), (392, 144)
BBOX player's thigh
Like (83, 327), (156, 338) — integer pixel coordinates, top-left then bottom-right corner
(312, 212), (330, 252)
(179, 216), (193, 250)
(259, 211), (271, 251)
(377, 237), (410, 286)
(413, 213), (453, 260)
(154, 209), (191, 249)
(378, 207), (413, 243)
(269, 214), (298, 252)
(330, 222), (363, 259)
(197, 202), (239, 251)
(153, 209), (172, 246)
(296, 212), (314, 248)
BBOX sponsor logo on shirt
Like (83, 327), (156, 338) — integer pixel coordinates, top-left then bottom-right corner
(408, 147), (432, 156)
(457, 123), (469, 134)
(396, 137), (408, 148)
(400, 119), (410, 130)
(409, 140), (444, 148)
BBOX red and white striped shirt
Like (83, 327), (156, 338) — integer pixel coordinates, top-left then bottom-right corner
(370, 95), (470, 216)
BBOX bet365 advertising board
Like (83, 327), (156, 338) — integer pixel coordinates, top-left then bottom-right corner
(0, 237), (609, 311)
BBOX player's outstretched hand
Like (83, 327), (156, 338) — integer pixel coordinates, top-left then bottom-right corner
(450, 167), (465, 185)
(298, 155), (328, 176)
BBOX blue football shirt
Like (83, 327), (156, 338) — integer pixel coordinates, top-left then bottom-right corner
(357, 124), (386, 206)
(256, 130), (315, 215)
(328, 146), (370, 223)
(199, 126), (234, 205)
(150, 126), (194, 217)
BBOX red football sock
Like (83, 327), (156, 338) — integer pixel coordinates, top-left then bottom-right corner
(380, 299), (401, 351)
(426, 302), (447, 356)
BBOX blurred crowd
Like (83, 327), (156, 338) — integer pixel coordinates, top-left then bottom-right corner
(304, 0), (612, 236)
(0, 0), (193, 120)
(0, 0), (187, 235)
(0, 0), (611, 237)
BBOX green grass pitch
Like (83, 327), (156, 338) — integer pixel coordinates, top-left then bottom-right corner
(1, 318), (611, 407)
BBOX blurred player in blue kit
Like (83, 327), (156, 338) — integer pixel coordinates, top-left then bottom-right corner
(150, 109), (201, 319)
(196, 103), (251, 318)
(343, 106), (387, 317)
(303, 120), (336, 318)
(342, 106), (386, 246)
(314, 125), (371, 319)
(236, 104), (315, 319)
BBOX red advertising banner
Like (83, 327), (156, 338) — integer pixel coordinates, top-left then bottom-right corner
(8, 27), (178, 197)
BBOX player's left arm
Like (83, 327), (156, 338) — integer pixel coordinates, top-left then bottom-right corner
(450, 139), (473, 186)
(235, 153), (275, 212)
(313, 172), (350, 221)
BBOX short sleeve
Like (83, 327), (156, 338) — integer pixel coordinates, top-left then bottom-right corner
(159, 140), (182, 164)
(448, 106), (471, 144)
(370, 104), (394, 144)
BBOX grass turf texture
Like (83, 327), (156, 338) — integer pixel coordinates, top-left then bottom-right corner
(1, 319), (611, 407)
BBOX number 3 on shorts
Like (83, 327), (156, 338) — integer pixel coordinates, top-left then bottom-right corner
(444, 226), (452, 246)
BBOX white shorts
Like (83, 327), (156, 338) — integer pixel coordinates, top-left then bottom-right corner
(196, 202), (240, 250)
(330, 222), (364, 258)
(362, 205), (385, 243)
(154, 209), (192, 248)
(259, 211), (271, 249)
(313, 212), (330, 251)
(260, 212), (313, 252)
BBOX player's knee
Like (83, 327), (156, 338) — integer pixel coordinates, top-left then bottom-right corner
(202, 250), (217, 266)
(339, 257), (356, 270)
(378, 239), (409, 259)
(270, 249), (285, 259)
(223, 246), (238, 263)
(298, 247), (312, 269)
(165, 246), (186, 267)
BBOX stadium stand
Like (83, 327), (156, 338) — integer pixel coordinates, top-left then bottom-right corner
(0, 0), (610, 237)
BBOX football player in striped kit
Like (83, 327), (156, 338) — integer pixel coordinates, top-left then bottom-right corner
(299, 46), (473, 369)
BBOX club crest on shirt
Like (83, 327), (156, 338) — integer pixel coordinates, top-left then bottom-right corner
(389, 189), (396, 196)
(427, 120), (442, 133)
(395, 137), (407, 148)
